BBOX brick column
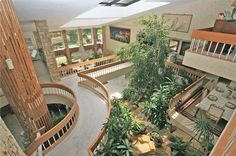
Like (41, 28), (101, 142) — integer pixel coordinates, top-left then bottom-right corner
(102, 26), (107, 52)
(35, 20), (60, 82)
(62, 30), (72, 64)
(92, 28), (98, 52)
(33, 31), (42, 49)
(78, 28), (84, 46)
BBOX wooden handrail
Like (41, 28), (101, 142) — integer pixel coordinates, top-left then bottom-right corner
(77, 73), (112, 156)
(24, 83), (79, 156)
(166, 62), (206, 108)
(165, 62), (205, 79)
(192, 29), (236, 45)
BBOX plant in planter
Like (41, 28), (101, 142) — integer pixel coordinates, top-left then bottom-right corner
(150, 130), (163, 148)
(132, 120), (147, 136)
(141, 85), (169, 129)
(96, 138), (133, 156)
(168, 135), (190, 156)
(193, 111), (214, 155)
(97, 99), (145, 155)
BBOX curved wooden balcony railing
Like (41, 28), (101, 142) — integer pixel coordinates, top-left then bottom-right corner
(24, 83), (79, 156)
(58, 54), (117, 78)
(77, 73), (111, 156)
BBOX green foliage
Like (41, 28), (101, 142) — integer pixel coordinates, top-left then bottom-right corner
(150, 129), (163, 147)
(67, 30), (78, 44)
(193, 111), (214, 155)
(141, 85), (169, 129)
(168, 135), (190, 156)
(38, 48), (46, 64)
(97, 99), (145, 156)
(141, 78), (180, 129)
(97, 138), (133, 156)
(117, 14), (171, 100)
(178, 69), (196, 87)
(89, 52), (103, 60)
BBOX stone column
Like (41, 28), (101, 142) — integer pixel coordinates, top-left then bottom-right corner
(0, 0), (52, 140)
(62, 30), (72, 64)
(35, 20), (60, 82)
(92, 28), (98, 52)
(102, 26), (107, 52)
(33, 31), (42, 49)
(78, 28), (84, 46)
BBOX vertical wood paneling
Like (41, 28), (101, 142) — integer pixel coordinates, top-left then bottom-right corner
(0, 0), (52, 140)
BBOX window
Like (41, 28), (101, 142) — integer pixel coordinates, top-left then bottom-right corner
(82, 29), (93, 45)
(50, 31), (65, 51)
(99, 0), (140, 7)
(25, 38), (35, 52)
(169, 39), (179, 52)
(96, 28), (103, 44)
(56, 56), (67, 67)
(67, 30), (79, 48)
(180, 41), (191, 56)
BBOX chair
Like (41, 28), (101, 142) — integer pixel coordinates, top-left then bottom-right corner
(206, 104), (225, 124)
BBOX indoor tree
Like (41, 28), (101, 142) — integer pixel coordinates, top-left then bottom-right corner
(117, 14), (172, 102)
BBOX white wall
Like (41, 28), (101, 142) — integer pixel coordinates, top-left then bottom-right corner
(105, 0), (234, 52)
(183, 51), (236, 81)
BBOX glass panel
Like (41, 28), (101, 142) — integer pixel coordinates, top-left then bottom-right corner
(82, 29), (93, 45)
(50, 31), (65, 51)
(56, 56), (67, 67)
(25, 38), (35, 52)
(67, 30), (79, 48)
(180, 41), (191, 56)
(169, 40), (179, 52)
(96, 28), (103, 43)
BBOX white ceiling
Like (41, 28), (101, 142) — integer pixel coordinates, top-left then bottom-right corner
(13, 0), (193, 31)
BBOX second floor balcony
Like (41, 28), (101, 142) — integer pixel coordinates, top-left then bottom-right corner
(183, 26), (236, 81)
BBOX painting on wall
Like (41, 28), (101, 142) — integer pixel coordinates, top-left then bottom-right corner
(110, 26), (131, 43)
(163, 14), (193, 33)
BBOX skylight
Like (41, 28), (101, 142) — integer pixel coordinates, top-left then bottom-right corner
(99, 0), (140, 7)
(61, 1), (169, 28)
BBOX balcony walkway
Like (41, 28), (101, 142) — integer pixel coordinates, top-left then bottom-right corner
(32, 59), (129, 156)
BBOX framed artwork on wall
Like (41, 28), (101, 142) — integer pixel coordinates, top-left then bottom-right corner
(162, 14), (193, 33)
(110, 26), (131, 43)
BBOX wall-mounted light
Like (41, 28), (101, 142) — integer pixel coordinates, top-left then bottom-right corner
(5, 59), (14, 70)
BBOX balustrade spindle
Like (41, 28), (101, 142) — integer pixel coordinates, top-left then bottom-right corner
(226, 45), (233, 60)
(207, 41), (213, 55)
(201, 40), (207, 54)
(213, 42), (219, 56)
(196, 40), (201, 52)
(219, 43), (226, 58)
(190, 39), (195, 51)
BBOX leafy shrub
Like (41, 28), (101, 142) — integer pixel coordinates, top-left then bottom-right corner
(141, 85), (169, 129)
(96, 99), (145, 156)
(168, 135), (190, 156)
